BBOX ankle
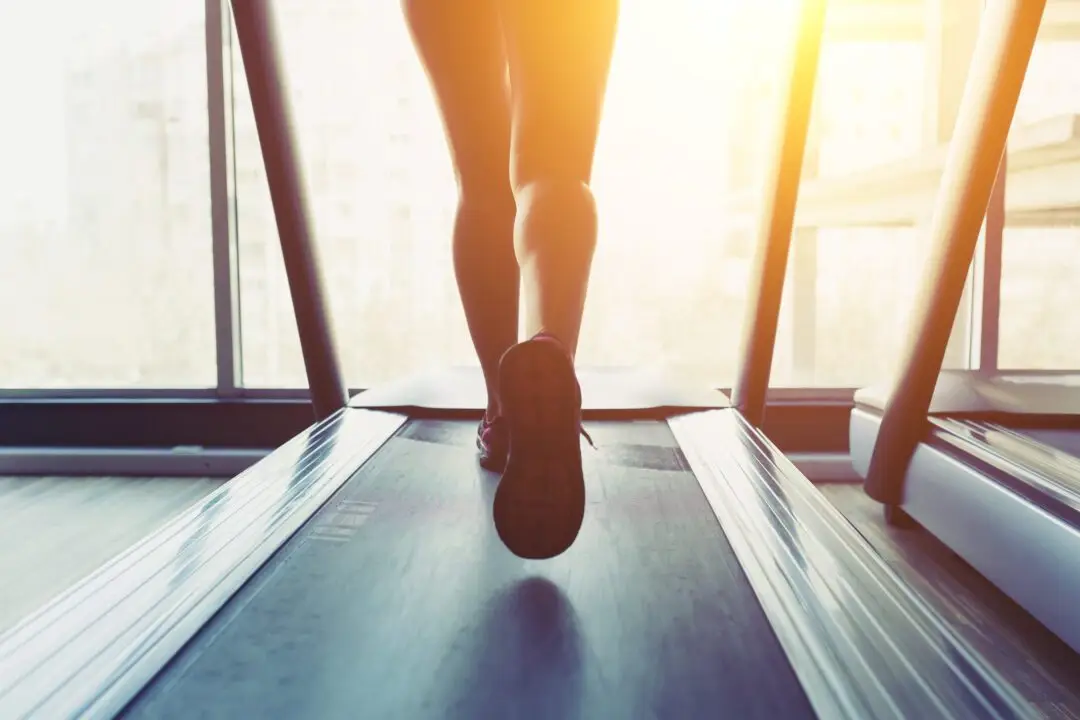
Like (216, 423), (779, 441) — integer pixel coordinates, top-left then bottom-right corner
(529, 330), (576, 361)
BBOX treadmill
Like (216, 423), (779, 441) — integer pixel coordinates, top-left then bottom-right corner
(0, 2), (1043, 718)
(850, 0), (1080, 657)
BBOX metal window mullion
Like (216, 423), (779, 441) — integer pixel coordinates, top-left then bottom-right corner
(978, 154), (1005, 371)
(206, 0), (243, 397)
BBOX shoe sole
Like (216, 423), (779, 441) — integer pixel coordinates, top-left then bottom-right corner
(494, 338), (586, 560)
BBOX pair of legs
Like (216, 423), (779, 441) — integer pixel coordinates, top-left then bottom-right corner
(403, 0), (619, 417)
(404, 0), (619, 559)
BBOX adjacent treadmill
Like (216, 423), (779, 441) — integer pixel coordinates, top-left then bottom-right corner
(853, 372), (1080, 656)
(0, 2), (1048, 718)
(850, 0), (1080, 656)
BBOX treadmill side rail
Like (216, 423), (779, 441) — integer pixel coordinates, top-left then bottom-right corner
(670, 409), (1036, 720)
(0, 409), (406, 719)
(932, 419), (1080, 519)
(853, 408), (1080, 657)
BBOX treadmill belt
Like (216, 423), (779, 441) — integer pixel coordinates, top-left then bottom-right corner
(123, 420), (813, 719)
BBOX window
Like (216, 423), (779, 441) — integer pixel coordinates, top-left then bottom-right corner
(232, 0), (920, 389)
(0, 1), (215, 388)
(227, 0), (980, 390)
(580, 3), (793, 387)
(999, 230), (1080, 370)
(6, 2), (1075, 398)
(770, 39), (932, 388)
(999, 30), (1080, 370)
(232, 0), (471, 388)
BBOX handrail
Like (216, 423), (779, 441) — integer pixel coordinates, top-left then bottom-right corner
(231, 0), (348, 420)
(731, 0), (828, 426)
(864, 0), (1048, 505)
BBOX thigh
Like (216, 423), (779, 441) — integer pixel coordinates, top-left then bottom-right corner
(498, 0), (619, 189)
(403, 0), (511, 191)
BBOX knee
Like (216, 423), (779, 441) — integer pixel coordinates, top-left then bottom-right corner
(514, 178), (595, 213)
(513, 179), (598, 248)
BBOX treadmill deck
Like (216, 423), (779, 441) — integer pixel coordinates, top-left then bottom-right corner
(124, 420), (813, 719)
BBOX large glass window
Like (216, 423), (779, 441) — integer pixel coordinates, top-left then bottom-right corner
(7, 0), (1036, 394)
(232, 1), (802, 388)
(1000, 23), (1080, 370)
(0, 2), (216, 388)
(999, 230), (1080, 370)
(775, 39), (931, 387)
(231, 0), (966, 390)
(231, 0), (469, 388)
(769, 0), (987, 387)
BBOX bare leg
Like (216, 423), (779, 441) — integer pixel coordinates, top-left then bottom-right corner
(500, 0), (619, 356)
(403, 0), (517, 419)
(490, 0), (619, 560)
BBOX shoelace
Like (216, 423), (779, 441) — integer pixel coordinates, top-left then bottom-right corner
(579, 424), (596, 449)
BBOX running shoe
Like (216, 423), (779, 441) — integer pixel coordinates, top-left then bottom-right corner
(477, 414), (509, 471)
(493, 332), (590, 559)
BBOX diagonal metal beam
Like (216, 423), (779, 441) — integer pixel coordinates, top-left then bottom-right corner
(732, 0), (828, 426)
(865, 0), (1047, 505)
(229, 0), (348, 420)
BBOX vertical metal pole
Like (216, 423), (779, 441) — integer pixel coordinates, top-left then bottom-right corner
(207, 0), (243, 396)
(229, 0), (348, 420)
(977, 155), (1006, 371)
(864, 0), (1044, 505)
(731, 0), (827, 426)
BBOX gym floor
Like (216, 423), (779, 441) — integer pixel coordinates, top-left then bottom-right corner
(0, 475), (226, 633)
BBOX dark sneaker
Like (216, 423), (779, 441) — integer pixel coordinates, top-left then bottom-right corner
(493, 332), (588, 560)
(477, 415), (509, 471)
